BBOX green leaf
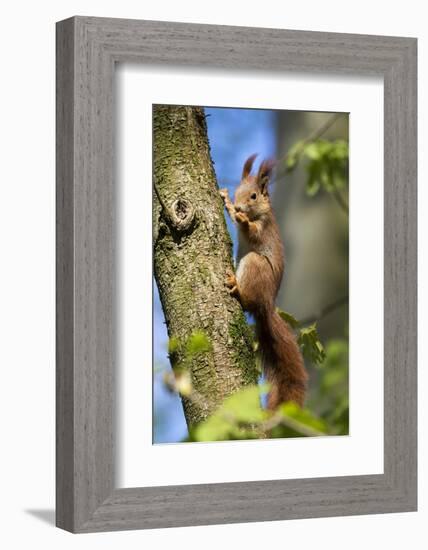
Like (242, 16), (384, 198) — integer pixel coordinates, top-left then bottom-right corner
(320, 166), (332, 189)
(286, 138), (349, 200)
(330, 139), (348, 160)
(192, 414), (232, 442)
(221, 384), (269, 423)
(285, 140), (305, 172)
(306, 162), (321, 196)
(278, 402), (328, 436)
(192, 384), (268, 442)
(277, 308), (300, 329)
(168, 336), (180, 355)
(186, 330), (212, 356)
(298, 323), (326, 365)
(306, 177), (321, 197)
(304, 142), (322, 160)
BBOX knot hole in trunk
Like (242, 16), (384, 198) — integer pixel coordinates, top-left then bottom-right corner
(169, 198), (196, 232)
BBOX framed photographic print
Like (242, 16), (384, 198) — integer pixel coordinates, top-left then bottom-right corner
(56, 16), (417, 532)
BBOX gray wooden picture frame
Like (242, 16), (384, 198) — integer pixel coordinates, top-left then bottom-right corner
(56, 16), (417, 533)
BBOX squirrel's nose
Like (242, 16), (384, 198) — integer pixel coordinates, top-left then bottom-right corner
(235, 205), (242, 213)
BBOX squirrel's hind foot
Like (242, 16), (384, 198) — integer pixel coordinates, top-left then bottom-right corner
(225, 269), (239, 297)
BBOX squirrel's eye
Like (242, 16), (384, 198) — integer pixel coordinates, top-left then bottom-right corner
(250, 193), (257, 200)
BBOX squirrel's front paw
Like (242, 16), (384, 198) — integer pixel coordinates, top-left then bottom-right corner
(219, 188), (229, 202)
(235, 211), (249, 225)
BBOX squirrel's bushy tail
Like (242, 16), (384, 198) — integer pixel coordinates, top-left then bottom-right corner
(256, 308), (307, 410)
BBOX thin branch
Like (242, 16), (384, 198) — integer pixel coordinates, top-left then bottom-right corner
(299, 295), (348, 326)
(296, 112), (344, 149)
(260, 412), (326, 438)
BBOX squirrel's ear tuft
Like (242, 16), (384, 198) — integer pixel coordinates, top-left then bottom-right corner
(242, 153), (258, 180)
(257, 158), (276, 193)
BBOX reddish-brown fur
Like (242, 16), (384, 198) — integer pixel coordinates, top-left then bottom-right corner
(220, 154), (307, 409)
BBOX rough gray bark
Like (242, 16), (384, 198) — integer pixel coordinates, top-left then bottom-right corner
(153, 105), (258, 427)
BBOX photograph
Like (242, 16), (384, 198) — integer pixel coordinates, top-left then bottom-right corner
(153, 104), (349, 443)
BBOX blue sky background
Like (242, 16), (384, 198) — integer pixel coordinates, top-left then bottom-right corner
(153, 107), (277, 444)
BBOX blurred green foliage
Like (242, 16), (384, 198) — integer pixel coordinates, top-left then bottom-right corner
(187, 384), (329, 442)
(286, 138), (349, 199)
(307, 338), (349, 435)
(190, 385), (266, 442)
(186, 330), (213, 356)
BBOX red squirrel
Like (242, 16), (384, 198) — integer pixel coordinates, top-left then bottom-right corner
(220, 154), (307, 409)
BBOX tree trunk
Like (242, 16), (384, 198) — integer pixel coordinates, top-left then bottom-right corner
(153, 105), (257, 427)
